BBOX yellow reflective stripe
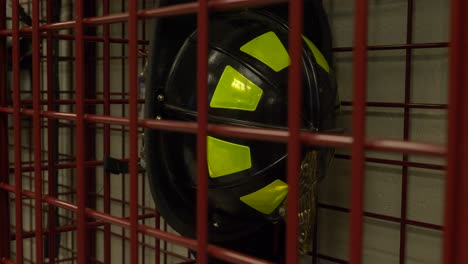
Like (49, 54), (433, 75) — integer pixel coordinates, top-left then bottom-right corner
(240, 31), (290, 72)
(210, 66), (263, 111)
(240, 179), (288, 214)
(240, 32), (330, 73)
(302, 36), (330, 73)
(207, 136), (252, 178)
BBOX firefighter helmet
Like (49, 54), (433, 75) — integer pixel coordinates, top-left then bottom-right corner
(145, 2), (338, 261)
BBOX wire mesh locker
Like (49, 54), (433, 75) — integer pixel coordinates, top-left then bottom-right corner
(0, 0), (467, 264)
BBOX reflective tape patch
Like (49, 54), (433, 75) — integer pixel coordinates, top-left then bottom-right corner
(240, 179), (288, 214)
(302, 36), (330, 73)
(240, 31), (290, 72)
(210, 66), (263, 111)
(207, 136), (252, 178)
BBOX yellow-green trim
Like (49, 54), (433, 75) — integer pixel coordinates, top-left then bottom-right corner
(210, 66), (263, 111)
(240, 31), (290, 72)
(240, 179), (288, 214)
(302, 36), (330, 73)
(207, 136), (252, 178)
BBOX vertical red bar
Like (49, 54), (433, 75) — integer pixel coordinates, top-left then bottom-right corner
(103, 0), (111, 263)
(196, 0), (209, 263)
(11, 0), (24, 262)
(129, 0), (139, 264)
(285, 1), (303, 263)
(46, 0), (57, 261)
(83, 2), (97, 259)
(349, 0), (368, 263)
(141, 1), (148, 262)
(456, 16), (468, 263)
(28, 116), (33, 263)
(74, 0), (87, 262)
(399, 1), (414, 263)
(163, 222), (167, 264)
(443, 0), (468, 263)
(155, 211), (161, 264)
(120, 1), (127, 262)
(0, 0), (10, 259)
(32, 0), (43, 263)
(142, 172), (146, 264)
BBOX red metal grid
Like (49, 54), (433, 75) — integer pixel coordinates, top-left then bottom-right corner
(31, 0), (42, 263)
(443, 0), (468, 263)
(196, 1), (209, 263)
(0, 0), (10, 260)
(285, 1), (303, 263)
(11, 2), (24, 263)
(0, 0), (466, 264)
(349, 1), (368, 263)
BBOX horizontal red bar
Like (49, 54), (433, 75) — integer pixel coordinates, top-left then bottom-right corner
(333, 42), (448, 52)
(88, 244), (192, 264)
(365, 139), (444, 156)
(316, 254), (348, 264)
(8, 160), (103, 173)
(7, 152), (443, 176)
(0, 26), (448, 58)
(0, 181), (443, 249)
(52, 257), (78, 264)
(12, 221), (105, 240)
(0, 180), (277, 263)
(16, 99), (144, 106)
(89, 192), (155, 213)
(0, 0), (288, 33)
(0, 107), (446, 155)
(341, 101), (447, 110)
(1, 258), (16, 264)
(319, 203), (443, 230)
(335, 154), (445, 171)
(0, 30), (149, 45)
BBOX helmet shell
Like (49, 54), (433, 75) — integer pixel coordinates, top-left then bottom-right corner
(145, 2), (338, 260)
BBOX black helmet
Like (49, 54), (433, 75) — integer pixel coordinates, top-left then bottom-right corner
(145, 1), (339, 261)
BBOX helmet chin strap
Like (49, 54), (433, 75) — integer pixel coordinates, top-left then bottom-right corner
(138, 51), (149, 170)
(278, 151), (319, 255)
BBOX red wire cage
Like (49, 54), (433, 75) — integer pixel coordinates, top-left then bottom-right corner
(0, 0), (467, 264)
